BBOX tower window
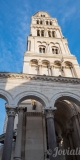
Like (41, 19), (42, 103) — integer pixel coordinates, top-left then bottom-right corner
(39, 46), (46, 53)
(41, 30), (44, 36)
(46, 21), (48, 25)
(50, 21), (52, 25)
(52, 31), (55, 37)
(40, 20), (43, 24)
(55, 49), (58, 54)
(52, 48), (58, 54)
(52, 48), (54, 54)
(37, 20), (39, 24)
(37, 30), (40, 36)
(39, 48), (42, 53)
(43, 48), (45, 53)
(48, 31), (51, 37)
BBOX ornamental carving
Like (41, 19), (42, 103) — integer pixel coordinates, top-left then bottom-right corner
(6, 106), (17, 117)
(0, 72), (80, 84)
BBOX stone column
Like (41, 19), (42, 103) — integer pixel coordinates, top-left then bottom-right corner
(2, 106), (17, 160)
(45, 109), (59, 160)
(14, 107), (24, 160)
(51, 65), (54, 76)
(61, 65), (66, 77)
(38, 64), (42, 75)
(48, 66), (51, 76)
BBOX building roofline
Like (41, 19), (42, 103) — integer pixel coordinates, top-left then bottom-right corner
(33, 11), (51, 17)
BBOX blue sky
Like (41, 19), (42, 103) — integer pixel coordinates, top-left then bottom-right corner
(0, 0), (80, 134)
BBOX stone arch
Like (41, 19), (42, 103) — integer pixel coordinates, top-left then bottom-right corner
(42, 59), (50, 65)
(53, 60), (62, 76)
(63, 61), (76, 77)
(50, 92), (80, 107)
(30, 59), (38, 65)
(14, 91), (49, 108)
(63, 61), (73, 67)
(0, 89), (13, 106)
(54, 60), (61, 66)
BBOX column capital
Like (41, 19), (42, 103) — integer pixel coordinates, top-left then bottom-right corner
(5, 104), (17, 117)
(43, 107), (57, 119)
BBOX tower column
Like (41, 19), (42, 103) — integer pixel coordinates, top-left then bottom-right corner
(14, 107), (24, 160)
(61, 65), (66, 77)
(2, 106), (17, 160)
(51, 65), (54, 76)
(48, 66), (51, 76)
(38, 64), (42, 75)
(45, 108), (59, 160)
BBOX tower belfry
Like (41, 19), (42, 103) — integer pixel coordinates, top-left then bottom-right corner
(23, 11), (80, 78)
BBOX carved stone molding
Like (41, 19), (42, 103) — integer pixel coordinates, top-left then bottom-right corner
(44, 107), (57, 118)
(0, 72), (80, 84)
(26, 112), (42, 117)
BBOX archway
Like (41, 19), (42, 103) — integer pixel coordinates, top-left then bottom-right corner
(51, 92), (80, 160)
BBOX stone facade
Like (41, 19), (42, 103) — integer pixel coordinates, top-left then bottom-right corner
(0, 11), (80, 160)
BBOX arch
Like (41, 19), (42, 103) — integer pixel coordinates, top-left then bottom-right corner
(14, 91), (49, 107)
(42, 41), (47, 45)
(64, 61), (73, 67)
(0, 89), (13, 106)
(30, 59), (38, 65)
(42, 59), (50, 65)
(50, 92), (80, 107)
(54, 60), (61, 66)
(63, 61), (76, 77)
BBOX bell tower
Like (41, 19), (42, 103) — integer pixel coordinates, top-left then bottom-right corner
(23, 11), (80, 78)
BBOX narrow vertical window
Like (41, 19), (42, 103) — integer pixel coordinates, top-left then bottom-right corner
(46, 21), (48, 25)
(39, 48), (42, 53)
(48, 31), (51, 37)
(37, 20), (39, 24)
(55, 48), (58, 54)
(40, 20), (42, 24)
(52, 48), (54, 54)
(37, 30), (40, 36)
(52, 31), (55, 37)
(50, 21), (52, 25)
(41, 30), (44, 37)
(43, 48), (45, 53)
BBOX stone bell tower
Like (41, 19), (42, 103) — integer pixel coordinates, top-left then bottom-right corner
(0, 11), (80, 160)
(23, 11), (80, 78)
